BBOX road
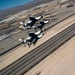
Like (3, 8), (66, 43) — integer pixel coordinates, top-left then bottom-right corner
(0, 23), (75, 75)
(39, 37), (75, 75)
(25, 35), (75, 75)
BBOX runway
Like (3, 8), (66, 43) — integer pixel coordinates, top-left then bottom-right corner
(0, 23), (75, 75)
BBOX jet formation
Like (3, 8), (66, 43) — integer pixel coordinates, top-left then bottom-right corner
(19, 15), (51, 47)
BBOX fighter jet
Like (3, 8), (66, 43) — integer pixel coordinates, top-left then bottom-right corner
(34, 20), (50, 30)
(19, 16), (43, 29)
(19, 30), (44, 47)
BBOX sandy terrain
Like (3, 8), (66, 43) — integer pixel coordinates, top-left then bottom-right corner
(25, 36), (75, 75)
(0, 14), (75, 70)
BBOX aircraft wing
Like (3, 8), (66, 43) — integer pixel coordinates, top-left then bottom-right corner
(35, 16), (41, 20)
(27, 20), (32, 24)
(26, 37), (31, 40)
(38, 33), (44, 38)
(35, 30), (41, 35)
(40, 20), (49, 24)
(44, 20), (49, 24)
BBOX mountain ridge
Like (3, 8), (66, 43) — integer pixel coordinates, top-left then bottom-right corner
(0, 0), (53, 20)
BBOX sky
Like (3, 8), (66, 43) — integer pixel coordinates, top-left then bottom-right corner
(0, 0), (33, 10)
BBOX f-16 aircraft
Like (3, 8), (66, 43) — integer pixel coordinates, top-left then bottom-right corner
(19, 16), (43, 29)
(34, 20), (50, 29)
(19, 30), (44, 47)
